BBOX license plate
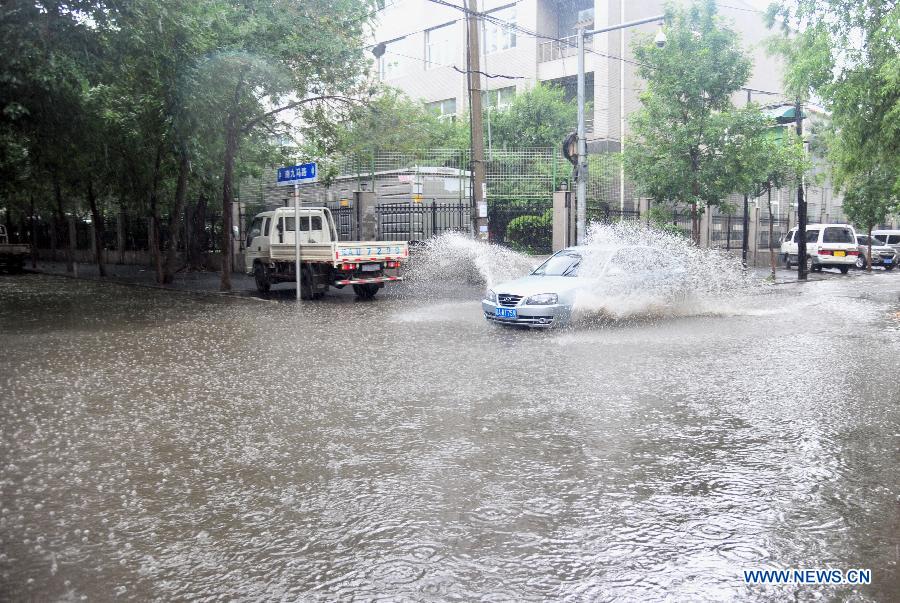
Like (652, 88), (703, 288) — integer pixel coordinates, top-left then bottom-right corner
(885, 258), (893, 264)
(361, 263), (381, 272)
(833, 250), (846, 257)
(495, 307), (517, 319)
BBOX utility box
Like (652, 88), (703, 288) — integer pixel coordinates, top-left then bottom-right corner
(552, 191), (574, 251)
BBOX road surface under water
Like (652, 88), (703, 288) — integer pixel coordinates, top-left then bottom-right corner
(1, 269), (898, 601)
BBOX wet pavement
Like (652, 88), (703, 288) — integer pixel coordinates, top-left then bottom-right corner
(1, 267), (899, 601)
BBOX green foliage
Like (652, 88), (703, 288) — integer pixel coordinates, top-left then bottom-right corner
(624, 0), (765, 229)
(333, 88), (468, 155)
(489, 84), (578, 149)
(767, 0), (900, 196)
(841, 169), (898, 232)
(505, 209), (553, 254)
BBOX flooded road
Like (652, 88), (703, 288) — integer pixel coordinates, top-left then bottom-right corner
(1, 270), (899, 600)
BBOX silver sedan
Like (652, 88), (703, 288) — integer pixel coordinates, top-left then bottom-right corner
(482, 245), (685, 328)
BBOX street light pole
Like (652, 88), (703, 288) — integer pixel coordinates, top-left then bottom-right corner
(576, 26), (587, 245)
(575, 14), (666, 244)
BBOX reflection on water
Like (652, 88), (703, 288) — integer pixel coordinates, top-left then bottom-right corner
(0, 272), (898, 600)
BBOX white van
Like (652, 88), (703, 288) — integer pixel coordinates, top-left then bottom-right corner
(780, 223), (859, 273)
(872, 229), (900, 253)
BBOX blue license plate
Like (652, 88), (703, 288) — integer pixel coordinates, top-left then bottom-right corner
(495, 307), (517, 319)
(884, 258), (893, 264)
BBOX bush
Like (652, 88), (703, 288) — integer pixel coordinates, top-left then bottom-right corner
(505, 209), (552, 254)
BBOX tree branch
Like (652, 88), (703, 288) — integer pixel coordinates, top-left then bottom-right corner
(241, 95), (362, 134)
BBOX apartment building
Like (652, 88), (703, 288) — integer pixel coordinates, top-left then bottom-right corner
(372, 0), (785, 147)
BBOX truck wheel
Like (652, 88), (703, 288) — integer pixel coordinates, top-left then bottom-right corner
(353, 284), (379, 299)
(254, 263), (271, 293)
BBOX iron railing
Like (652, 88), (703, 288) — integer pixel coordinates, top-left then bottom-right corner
(375, 200), (469, 242)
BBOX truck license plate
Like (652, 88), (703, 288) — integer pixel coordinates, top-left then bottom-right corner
(361, 263), (381, 272)
(495, 308), (517, 319)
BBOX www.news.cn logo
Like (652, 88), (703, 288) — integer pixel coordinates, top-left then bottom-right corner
(744, 569), (872, 585)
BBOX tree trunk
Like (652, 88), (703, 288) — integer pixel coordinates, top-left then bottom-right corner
(767, 186), (775, 279)
(86, 179), (107, 277)
(221, 118), (238, 291)
(148, 145), (164, 284)
(54, 178), (74, 272)
(29, 195), (37, 269)
(117, 203), (126, 264)
(163, 150), (190, 284)
(867, 225), (873, 273)
(188, 193), (209, 269)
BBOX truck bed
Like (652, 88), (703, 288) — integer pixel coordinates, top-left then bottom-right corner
(268, 241), (408, 264)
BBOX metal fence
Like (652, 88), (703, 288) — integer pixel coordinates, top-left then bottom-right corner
(586, 201), (641, 225)
(488, 199), (553, 254)
(758, 216), (789, 249)
(376, 200), (469, 242)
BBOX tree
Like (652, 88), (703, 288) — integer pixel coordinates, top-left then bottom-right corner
(489, 84), (578, 149)
(741, 129), (810, 277)
(842, 168), (898, 272)
(185, 0), (374, 291)
(767, 1), (899, 198)
(330, 87), (468, 156)
(624, 0), (762, 245)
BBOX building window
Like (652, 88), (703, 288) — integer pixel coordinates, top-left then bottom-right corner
(378, 37), (407, 80)
(425, 22), (457, 69)
(483, 86), (516, 109)
(427, 98), (457, 120)
(482, 5), (517, 54)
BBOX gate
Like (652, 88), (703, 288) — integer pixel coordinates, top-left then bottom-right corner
(376, 200), (469, 242)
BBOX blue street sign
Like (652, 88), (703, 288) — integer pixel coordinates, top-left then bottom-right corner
(276, 162), (317, 186)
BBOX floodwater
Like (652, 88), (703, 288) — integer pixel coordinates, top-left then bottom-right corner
(1, 249), (899, 600)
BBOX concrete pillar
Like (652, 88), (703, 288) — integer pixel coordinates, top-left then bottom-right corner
(638, 198), (651, 225)
(552, 191), (573, 251)
(354, 190), (377, 241)
(699, 208), (710, 248)
(748, 205), (759, 266)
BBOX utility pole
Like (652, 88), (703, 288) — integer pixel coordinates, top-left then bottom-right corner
(742, 88), (751, 267)
(466, 0), (488, 241)
(796, 99), (807, 280)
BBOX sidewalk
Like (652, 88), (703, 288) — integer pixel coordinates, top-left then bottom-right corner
(29, 261), (257, 294)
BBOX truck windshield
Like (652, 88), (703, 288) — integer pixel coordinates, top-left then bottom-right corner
(532, 252), (581, 276)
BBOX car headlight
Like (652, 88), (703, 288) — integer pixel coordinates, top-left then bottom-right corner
(525, 293), (558, 305)
(486, 289), (497, 303)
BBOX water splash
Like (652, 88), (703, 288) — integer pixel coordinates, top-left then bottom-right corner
(404, 231), (535, 293)
(570, 222), (763, 322)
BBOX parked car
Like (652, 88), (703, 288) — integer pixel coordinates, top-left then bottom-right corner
(780, 223), (859, 273)
(872, 229), (900, 255)
(482, 245), (686, 328)
(854, 235), (896, 270)
(0, 225), (29, 273)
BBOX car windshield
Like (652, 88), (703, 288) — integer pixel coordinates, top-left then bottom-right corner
(823, 227), (855, 243)
(532, 252), (582, 276)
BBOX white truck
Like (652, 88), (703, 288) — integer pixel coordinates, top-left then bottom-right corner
(244, 207), (408, 299)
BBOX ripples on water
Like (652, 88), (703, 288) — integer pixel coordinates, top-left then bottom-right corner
(0, 260), (899, 600)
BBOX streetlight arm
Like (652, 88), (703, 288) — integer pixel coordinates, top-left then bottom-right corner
(586, 14), (666, 36)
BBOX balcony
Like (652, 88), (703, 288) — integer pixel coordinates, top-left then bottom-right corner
(538, 34), (592, 63)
